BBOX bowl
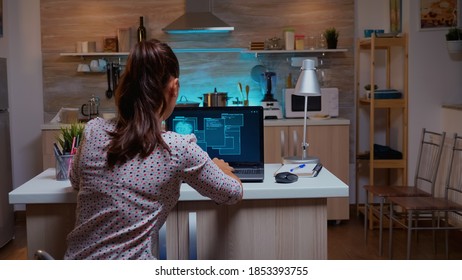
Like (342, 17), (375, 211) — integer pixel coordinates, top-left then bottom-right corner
(364, 29), (374, 38)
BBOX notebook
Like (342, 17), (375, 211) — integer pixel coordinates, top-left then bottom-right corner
(165, 106), (265, 182)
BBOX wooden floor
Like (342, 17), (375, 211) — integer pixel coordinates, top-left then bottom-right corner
(1, 207), (462, 260)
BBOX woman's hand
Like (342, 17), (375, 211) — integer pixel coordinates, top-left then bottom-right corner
(212, 158), (243, 185)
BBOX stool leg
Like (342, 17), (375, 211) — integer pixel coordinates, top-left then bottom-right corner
(379, 199), (384, 255)
(389, 202), (393, 259)
(407, 210), (413, 260)
(364, 190), (368, 243)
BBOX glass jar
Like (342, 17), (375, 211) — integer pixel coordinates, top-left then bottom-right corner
(295, 34), (305, 50)
(265, 37), (283, 50)
(318, 33), (327, 49)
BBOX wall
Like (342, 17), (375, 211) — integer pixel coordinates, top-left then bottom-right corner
(408, 0), (462, 178)
(39, 0), (356, 199)
(0, 0), (43, 201)
(356, 0), (462, 203)
(40, 0), (355, 124)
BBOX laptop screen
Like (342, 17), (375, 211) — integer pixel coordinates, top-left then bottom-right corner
(165, 106), (264, 166)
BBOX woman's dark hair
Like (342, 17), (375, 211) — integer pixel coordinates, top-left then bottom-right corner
(107, 39), (179, 168)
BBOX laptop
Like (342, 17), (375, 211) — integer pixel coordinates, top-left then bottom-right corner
(165, 106), (264, 182)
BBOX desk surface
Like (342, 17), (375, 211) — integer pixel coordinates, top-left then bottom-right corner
(9, 164), (348, 204)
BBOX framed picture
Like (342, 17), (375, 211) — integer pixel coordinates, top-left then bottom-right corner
(390, 0), (402, 33)
(420, 0), (459, 30)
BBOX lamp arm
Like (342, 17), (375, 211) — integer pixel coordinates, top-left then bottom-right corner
(302, 95), (308, 160)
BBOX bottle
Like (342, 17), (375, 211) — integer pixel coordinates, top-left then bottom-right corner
(137, 16), (146, 43)
(283, 28), (295, 50)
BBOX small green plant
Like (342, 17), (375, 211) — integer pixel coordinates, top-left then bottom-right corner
(364, 84), (378, 91)
(324, 27), (339, 41)
(445, 27), (462, 41)
(57, 123), (84, 154)
(324, 27), (339, 49)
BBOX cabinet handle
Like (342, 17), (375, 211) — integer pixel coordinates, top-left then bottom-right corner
(292, 129), (298, 156)
(188, 212), (197, 260)
(280, 129), (286, 158)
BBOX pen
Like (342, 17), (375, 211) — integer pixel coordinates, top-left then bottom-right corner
(70, 136), (77, 155)
(312, 163), (323, 177)
(53, 142), (62, 156)
(290, 164), (306, 172)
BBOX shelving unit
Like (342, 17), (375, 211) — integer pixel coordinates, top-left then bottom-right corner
(355, 34), (408, 227)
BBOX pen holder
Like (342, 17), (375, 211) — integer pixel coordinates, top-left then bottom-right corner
(55, 154), (74, 181)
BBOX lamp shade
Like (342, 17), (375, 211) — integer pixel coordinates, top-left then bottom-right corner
(293, 59), (321, 97)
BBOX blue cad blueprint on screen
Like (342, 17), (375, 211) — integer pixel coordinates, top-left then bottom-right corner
(171, 113), (244, 156)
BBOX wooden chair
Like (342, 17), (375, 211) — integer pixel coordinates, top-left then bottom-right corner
(363, 128), (446, 255)
(388, 133), (462, 259)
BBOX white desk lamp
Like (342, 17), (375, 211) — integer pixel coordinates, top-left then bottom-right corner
(283, 59), (321, 164)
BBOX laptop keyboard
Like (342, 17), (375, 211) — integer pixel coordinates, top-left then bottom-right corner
(234, 169), (262, 174)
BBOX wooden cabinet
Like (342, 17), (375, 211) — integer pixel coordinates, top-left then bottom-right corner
(264, 121), (350, 220)
(355, 35), (408, 224)
(166, 198), (327, 260)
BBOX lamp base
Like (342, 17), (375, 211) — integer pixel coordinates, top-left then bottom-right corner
(282, 155), (320, 165)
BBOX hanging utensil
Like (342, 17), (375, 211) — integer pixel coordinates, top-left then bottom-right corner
(105, 64), (113, 99)
(245, 85), (250, 106)
(238, 82), (244, 100)
(112, 63), (119, 94)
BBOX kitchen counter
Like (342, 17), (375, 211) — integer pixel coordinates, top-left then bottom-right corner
(9, 164), (347, 204)
(9, 164), (348, 260)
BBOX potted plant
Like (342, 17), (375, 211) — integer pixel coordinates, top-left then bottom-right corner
(324, 27), (339, 49)
(57, 122), (84, 154)
(445, 27), (462, 54)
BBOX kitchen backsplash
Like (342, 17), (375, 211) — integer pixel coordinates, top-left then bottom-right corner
(41, 0), (354, 122)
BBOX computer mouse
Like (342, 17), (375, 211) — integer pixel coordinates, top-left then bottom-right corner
(275, 172), (298, 183)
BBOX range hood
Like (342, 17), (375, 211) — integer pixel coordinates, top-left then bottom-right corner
(162, 0), (234, 34)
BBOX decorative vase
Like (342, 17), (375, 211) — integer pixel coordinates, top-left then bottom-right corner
(447, 40), (462, 54)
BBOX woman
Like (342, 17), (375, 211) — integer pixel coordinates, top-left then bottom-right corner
(64, 39), (243, 260)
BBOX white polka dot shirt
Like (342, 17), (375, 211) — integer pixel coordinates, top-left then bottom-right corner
(64, 118), (242, 259)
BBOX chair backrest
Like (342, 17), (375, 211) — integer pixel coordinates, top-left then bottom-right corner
(445, 133), (462, 202)
(444, 133), (462, 226)
(414, 128), (446, 195)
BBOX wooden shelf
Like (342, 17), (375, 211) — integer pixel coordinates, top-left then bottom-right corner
(61, 48), (348, 57)
(356, 158), (407, 169)
(242, 48), (348, 54)
(60, 52), (129, 57)
(60, 48), (246, 57)
(355, 34), (409, 223)
(358, 98), (406, 108)
(358, 36), (407, 49)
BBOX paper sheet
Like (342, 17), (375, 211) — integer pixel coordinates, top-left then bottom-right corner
(274, 163), (321, 177)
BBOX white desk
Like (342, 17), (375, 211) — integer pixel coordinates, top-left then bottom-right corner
(9, 164), (348, 259)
